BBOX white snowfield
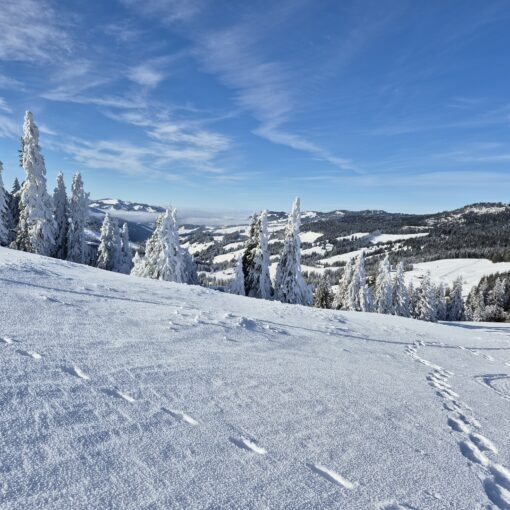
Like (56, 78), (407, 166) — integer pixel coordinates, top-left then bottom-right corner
(1, 248), (510, 509)
(369, 232), (429, 244)
(405, 258), (510, 295)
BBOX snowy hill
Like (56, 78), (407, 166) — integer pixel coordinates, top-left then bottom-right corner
(1, 247), (510, 509)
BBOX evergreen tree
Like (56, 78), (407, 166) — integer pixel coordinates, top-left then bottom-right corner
(408, 281), (419, 318)
(97, 214), (118, 271)
(242, 210), (272, 299)
(182, 248), (199, 285)
(7, 177), (21, 244)
(131, 250), (146, 277)
(14, 111), (56, 255)
(374, 254), (393, 314)
(274, 198), (312, 305)
(230, 256), (246, 295)
(392, 261), (410, 317)
(52, 172), (68, 259)
(135, 208), (186, 282)
(112, 220), (123, 272)
(347, 254), (372, 311)
(416, 272), (437, 322)
(447, 277), (465, 321)
(333, 257), (354, 310)
(314, 274), (333, 309)
(435, 282), (447, 321)
(119, 223), (132, 274)
(67, 172), (89, 264)
(0, 162), (9, 245)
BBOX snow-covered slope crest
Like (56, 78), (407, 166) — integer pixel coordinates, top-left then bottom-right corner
(1, 247), (510, 509)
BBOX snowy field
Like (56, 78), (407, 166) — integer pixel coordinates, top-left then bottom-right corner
(1, 248), (510, 509)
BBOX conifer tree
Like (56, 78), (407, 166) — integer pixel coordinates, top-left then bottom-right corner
(347, 254), (372, 312)
(67, 172), (89, 264)
(435, 282), (447, 321)
(0, 162), (9, 245)
(392, 262), (410, 317)
(416, 272), (437, 322)
(14, 112), (56, 255)
(229, 256), (246, 296)
(53, 172), (68, 259)
(447, 276), (465, 321)
(97, 213), (117, 271)
(374, 254), (393, 314)
(274, 198), (312, 305)
(408, 281), (419, 318)
(135, 208), (186, 282)
(314, 274), (333, 309)
(120, 223), (132, 274)
(333, 257), (354, 310)
(182, 248), (199, 285)
(131, 250), (146, 277)
(7, 178), (21, 244)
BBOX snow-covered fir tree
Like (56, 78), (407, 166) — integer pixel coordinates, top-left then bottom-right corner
(97, 214), (118, 271)
(66, 172), (89, 264)
(447, 277), (465, 321)
(0, 162), (9, 245)
(7, 177), (21, 244)
(313, 274), (333, 309)
(52, 172), (68, 259)
(182, 248), (199, 285)
(133, 208), (186, 282)
(274, 198), (312, 305)
(242, 210), (272, 299)
(119, 223), (132, 274)
(333, 257), (354, 310)
(229, 256), (246, 296)
(347, 253), (372, 312)
(374, 254), (393, 314)
(14, 112), (56, 255)
(130, 250), (146, 277)
(416, 272), (437, 322)
(112, 220), (123, 272)
(435, 282), (447, 321)
(392, 262), (410, 317)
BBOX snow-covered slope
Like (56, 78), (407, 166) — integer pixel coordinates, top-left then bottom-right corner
(1, 248), (510, 509)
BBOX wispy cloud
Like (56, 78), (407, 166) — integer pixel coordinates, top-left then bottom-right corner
(127, 64), (165, 88)
(0, 0), (72, 62)
(120, 0), (207, 23)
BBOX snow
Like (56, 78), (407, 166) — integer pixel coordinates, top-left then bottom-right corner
(370, 232), (429, 244)
(213, 248), (244, 264)
(300, 231), (323, 243)
(405, 258), (510, 295)
(301, 244), (333, 256)
(182, 241), (215, 255)
(223, 241), (245, 252)
(319, 248), (374, 265)
(336, 233), (369, 241)
(1, 247), (510, 509)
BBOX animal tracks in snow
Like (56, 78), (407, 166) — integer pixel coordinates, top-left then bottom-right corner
(406, 340), (510, 509)
(307, 463), (355, 490)
(17, 349), (42, 360)
(161, 407), (198, 426)
(1, 336), (14, 344)
(101, 388), (136, 403)
(229, 436), (267, 455)
(63, 365), (90, 380)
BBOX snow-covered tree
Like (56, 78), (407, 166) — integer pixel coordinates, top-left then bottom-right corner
(408, 281), (419, 318)
(314, 274), (333, 309)
(134, 208), (186, 282)
(447, 277), (465, 321)
(53, 172), (68, 259)
(435, 282), (447, 321)
(14, 112), (55, 255)
(112, 220), (123, 272)
(131, 250), (146, 277)
(7, 177), (21, 244)
(118, 223), (132, 274)
(0, 162), (9, 245)
(230, 256), (246, 296)
(416, 272), (437, 322)
(347, 253), (372, 312)
(333, 257), (354, 310)
(97, 214), (118, 271)
(242, 210), (272, 299)
(392, 262), (410, 317)
(182, 248), (199, 285)
(67, 172), (89, 264)
(274, 198), (312, 305)
(374, 254), (393, 314)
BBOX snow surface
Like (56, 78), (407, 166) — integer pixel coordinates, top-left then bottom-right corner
(405, 258), (510, 295)
(1, 247), (510, 509)
(370, 232), (429, 244)
(336, 233), (369, 241)
(300, 231), (324, 243)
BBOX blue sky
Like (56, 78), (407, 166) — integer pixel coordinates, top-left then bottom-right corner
(0, 0), (509, 213)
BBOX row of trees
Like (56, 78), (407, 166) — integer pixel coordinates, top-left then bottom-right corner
(312, 253), (466, 323)
(466, 274), (509, 322)
(229, 198), (313, 305)
(0, 112), (89, 263)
